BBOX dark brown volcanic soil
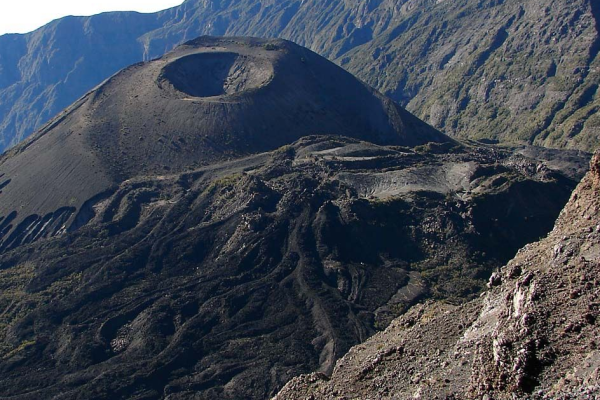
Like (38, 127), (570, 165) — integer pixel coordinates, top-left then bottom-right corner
(0, 134), (584, 400)
(0, 36), (447, 252)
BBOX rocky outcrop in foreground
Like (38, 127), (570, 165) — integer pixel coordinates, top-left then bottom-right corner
(275, 151), (600, 399)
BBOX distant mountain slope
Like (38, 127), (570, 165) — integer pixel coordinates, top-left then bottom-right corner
(1, 0), (598, 153)
(343, 0), (600, 151)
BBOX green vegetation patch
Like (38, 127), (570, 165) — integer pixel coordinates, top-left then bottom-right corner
(0, 262), (82, 358)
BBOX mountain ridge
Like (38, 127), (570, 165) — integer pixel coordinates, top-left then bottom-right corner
(1, 0), (598, 153)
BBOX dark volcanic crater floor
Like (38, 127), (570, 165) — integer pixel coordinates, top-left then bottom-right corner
(0, 135), (583, 399)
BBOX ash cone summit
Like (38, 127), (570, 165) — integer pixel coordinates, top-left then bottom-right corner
(0, 36), (447, 244)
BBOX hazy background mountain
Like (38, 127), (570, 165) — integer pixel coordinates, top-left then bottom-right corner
(0, 0), (598, 153)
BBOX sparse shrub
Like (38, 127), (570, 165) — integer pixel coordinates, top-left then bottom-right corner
(2, 340), (36, 360)
(205, 173), (243, 193)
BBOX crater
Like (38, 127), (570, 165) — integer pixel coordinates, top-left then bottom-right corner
(160, 52), (273, 98)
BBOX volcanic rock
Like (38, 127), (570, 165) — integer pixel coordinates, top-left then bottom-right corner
(274, 150), (600, 400)
(0, 133), (582, 399)
(0, 36), (588, 400)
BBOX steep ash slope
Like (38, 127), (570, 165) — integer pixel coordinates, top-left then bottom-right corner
(0, 11), (171, 151)
(0, 136), (579, 399)
(0, 36), (446, 253)
(275, 151), (600, 399)
(1, 0), (599, 152)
